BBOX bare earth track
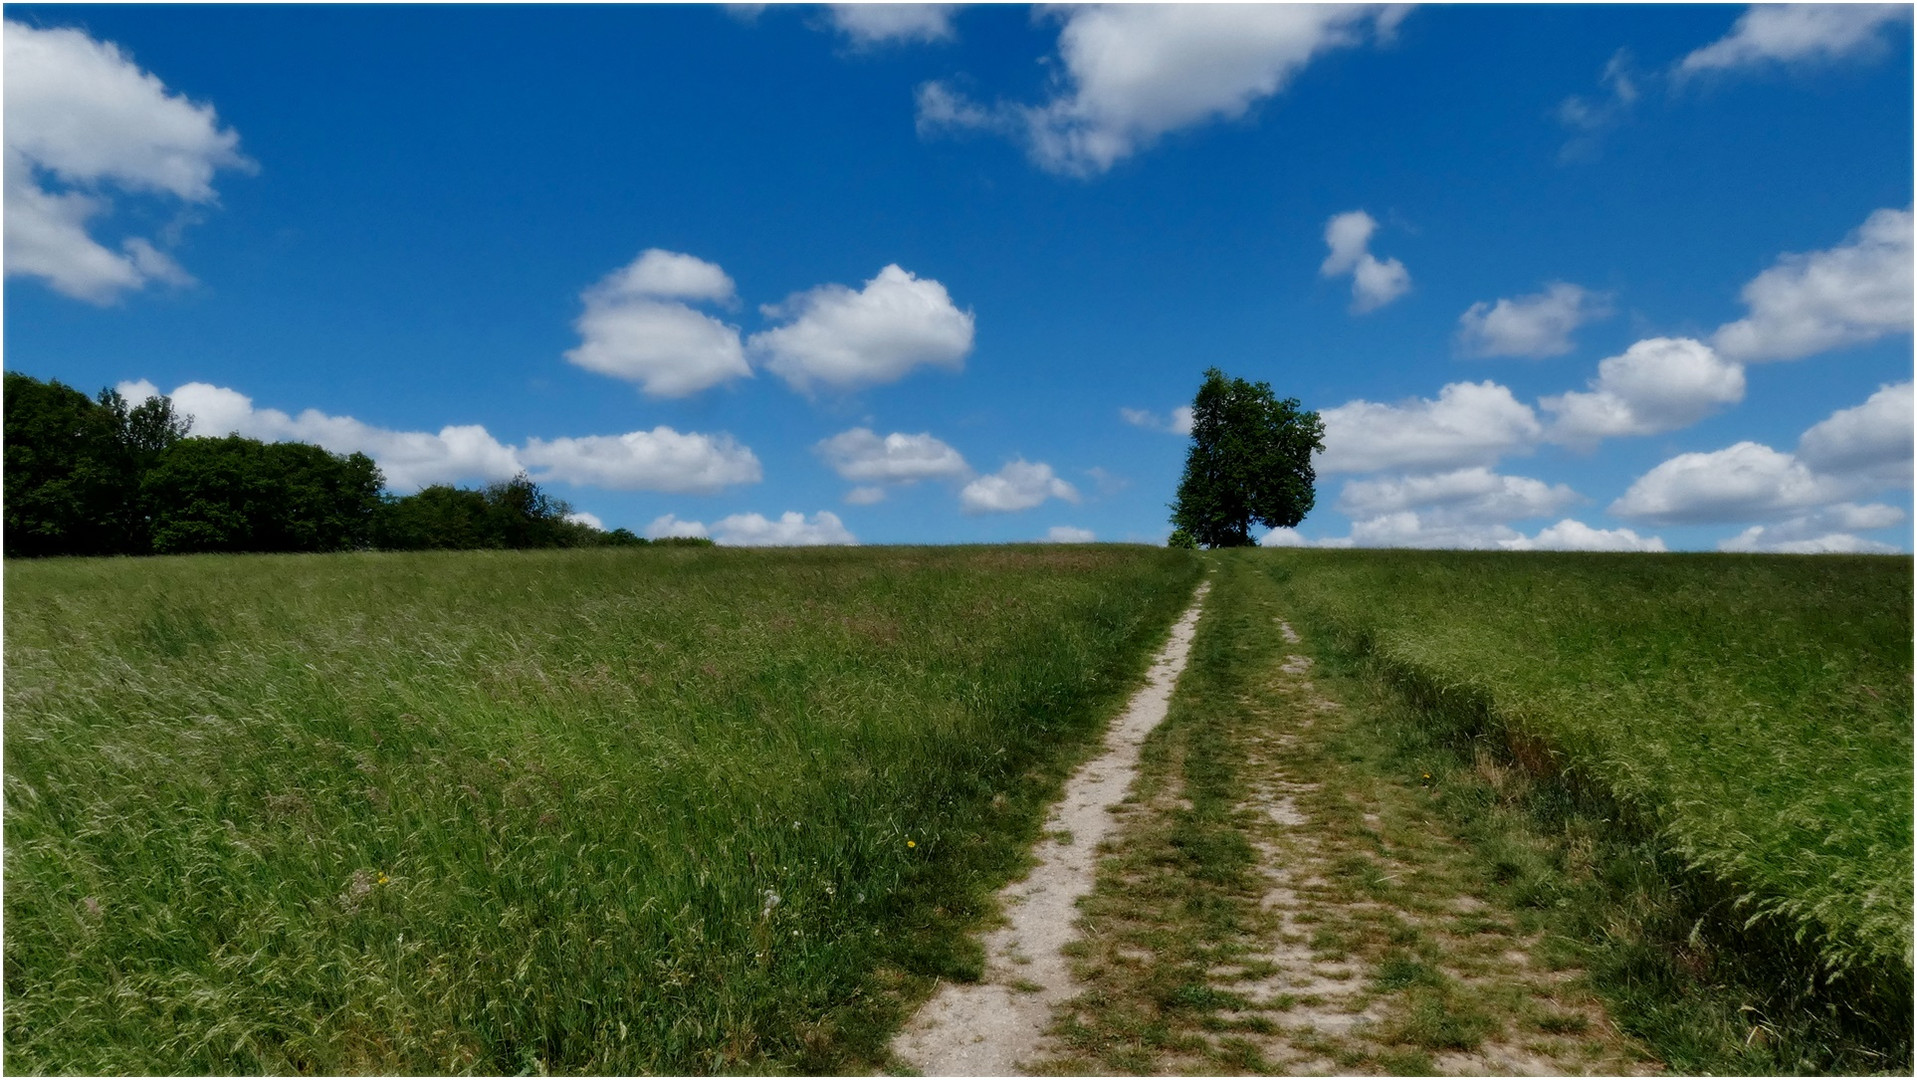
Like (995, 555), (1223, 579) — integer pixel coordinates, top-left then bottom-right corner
(892, 581), (1212, 1074)
(892, 576), (1657, 1076)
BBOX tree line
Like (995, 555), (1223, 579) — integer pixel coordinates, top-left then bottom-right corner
(2, 373), (709, 558)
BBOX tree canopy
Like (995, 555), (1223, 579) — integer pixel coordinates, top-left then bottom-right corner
(4, 372), (190, 556)
(1169, 367), (1325, 548)
(3, 372), (698, 557)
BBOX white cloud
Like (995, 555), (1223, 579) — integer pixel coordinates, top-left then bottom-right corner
(1609, 440), (1842, 525)
(1712, 208), (1913, 363)
(1318, 381), (1542, 475)
(915, 81), (996, 135)
(711, 510), (857, 547)
(564, 250), (750, 397)
(749, 264), (973, 393)
(1345, 512), (1523, 550)
(1726, 531), (1901, 554)
(1044, 525), (1096, 543)
(565, 510), (605, 531)
(4, 21), (251, 303)
(592, 247), (737, 304)
(1718, 503), (1906, 553)
(1500, 519), (1667, 552)
(917, 5), (1404, 176)
(645, 514), (711, 540)
(152, 381), (523, 492)
(1311, 513), (1666, 553)
(1678, 4), (1911, 77)
(1120, 405), (1194, 435)
(1456, 282), (1612, 358)
(828, 4), (958, 46)
(1556, 49), (1639, 161)
(844, 485), (888, 506)
(1542, 337), (1745, 444)
(1614, 381), (1916, 527)
(1258, 525), (1310, 548)
(1335, 467), (1581, 524)
(1796, 381), (1913, 483)
(1319, 210), (1410, 313)
(519, 429), (762, 494)
(960, 459), (1080, 514)
(815, 427), (970, 484)
(124, 379), (760, 495)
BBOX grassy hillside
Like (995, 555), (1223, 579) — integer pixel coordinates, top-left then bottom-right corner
(1248, 549), (1911, 1070)
(4, 545), (1199, 1074)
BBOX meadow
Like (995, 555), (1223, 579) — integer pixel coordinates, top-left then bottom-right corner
(1250, 549), (1912, 1070)
(3, 544), (1200, 1073)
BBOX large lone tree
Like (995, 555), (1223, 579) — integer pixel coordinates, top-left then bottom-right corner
(1170, 367), (1325, 548)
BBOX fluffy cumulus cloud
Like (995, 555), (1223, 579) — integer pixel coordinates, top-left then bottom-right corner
(1319, 210), (1410, 313)
(5, 20), (251, 303)
(960, 459), (1080, 514)
(713, 511), (857, 547)
(1500, 519), (1666, 552)
(1318, 381), (1542, 475)
(518, 430), (762, 494)
(1718, 503), (1905, 554)
(1343, 513), (1523, 550)
(749, 265), (973, 393)
(644, 513), (712, 540)
(142, 380), (523, 492)
(1542, 337), (1745, 445)
(827, 4), (958, 47)
(1678, 4), (1911, 78)
(1321, 513), (1665, 552)
(917, 5), (1405, 176)
(564, 250), (750, 398)
(121, 379), (760, 495)
(1712, 208), (1913, 363)
(565, 510), (605, 531)
(1120, 405), (1194, 436)
(1044, 525), (1096, 543)
(815, 427), (970, 484)
(1610, 441), (1842, 525)
(1335, 467), (1580, 524)
(643, 510), (857, 546)
(1614, 381), (1915, 531)
(1258, 526), (1311, 548)
(1456, 282), (1612, 358)
(1796, 381), (1913, 484)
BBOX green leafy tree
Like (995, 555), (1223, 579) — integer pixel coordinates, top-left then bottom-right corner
(142, 436), (384, 554)
(4, 373), (190, 556)
(1170, 367), (1325, 548)
(374, 473), (617, 551)
(373, 485), (496, 550)
(483, 473), (577, 549)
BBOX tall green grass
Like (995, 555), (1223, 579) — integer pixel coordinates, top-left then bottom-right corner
(4, 545), (1199, 1073)
(1248, 549), (1912, 1066)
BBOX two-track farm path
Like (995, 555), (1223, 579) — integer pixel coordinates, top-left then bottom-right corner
(891, 570), (1656, 1076)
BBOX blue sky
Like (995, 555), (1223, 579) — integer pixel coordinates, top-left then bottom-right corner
(6, 3), (1912, 550)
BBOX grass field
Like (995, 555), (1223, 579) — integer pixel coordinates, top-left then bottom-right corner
(1248, 549), (1912, 1071)
(3, 544), (1200, 1073)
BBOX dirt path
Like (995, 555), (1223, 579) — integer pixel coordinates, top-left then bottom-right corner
(1033, 581), (1657, 1076)
(890, 581), (1212, 1076)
